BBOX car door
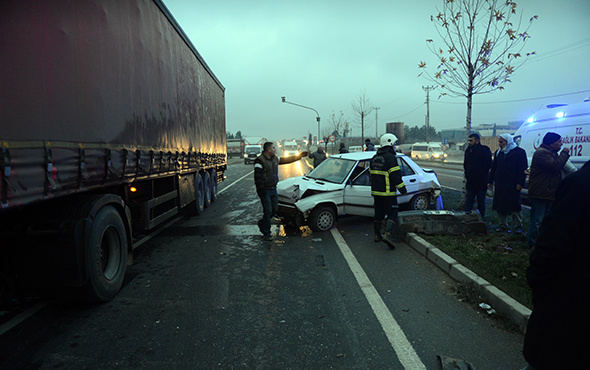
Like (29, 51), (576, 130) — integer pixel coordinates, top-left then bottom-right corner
(397, 156), (421, 205)
(343, 160), (374, 217)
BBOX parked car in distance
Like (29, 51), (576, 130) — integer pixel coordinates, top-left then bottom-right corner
(277, 152), (443, 231)
(348, 145), (363, 153)
(244, 144), (263, 164)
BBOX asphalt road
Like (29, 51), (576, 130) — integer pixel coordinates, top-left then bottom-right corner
(0, 156), (527, 369)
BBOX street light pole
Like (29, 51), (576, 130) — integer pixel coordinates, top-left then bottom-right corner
(281, 97), (320, 145)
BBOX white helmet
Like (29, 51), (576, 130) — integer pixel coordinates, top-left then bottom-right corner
(380, 133), (398, 147)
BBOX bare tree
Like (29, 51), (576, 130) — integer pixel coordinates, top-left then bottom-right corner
(418, 0), (537, 135)
(326, 110), (349, 138)
(351, 91), (374, 145)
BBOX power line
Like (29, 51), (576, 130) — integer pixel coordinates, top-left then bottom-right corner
(383, 103), (425, 122)
(529, 37), (590, 64)
(432, 89), (590, 105)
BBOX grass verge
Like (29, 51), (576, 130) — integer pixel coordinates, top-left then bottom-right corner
(420, 187), (533, 309)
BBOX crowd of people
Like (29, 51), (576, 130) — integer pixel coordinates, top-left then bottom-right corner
(251, 133), (587, 368)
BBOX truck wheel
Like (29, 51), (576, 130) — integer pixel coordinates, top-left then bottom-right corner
(309, 205), (336, 231)
(410, 193), (430, 210)
(194, 172), (205, 215)
(209, 169), (218, 202)
(202, 171), (212, 208)
(81, 205), (128, 302)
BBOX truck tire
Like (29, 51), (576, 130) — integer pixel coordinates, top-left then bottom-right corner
(194, 172), (205, 215)
(202, 171), (212, 208)
(81, 205), (128, 302)
(210, 169), (218, 202)
(410, 193), (430, 210)
(309, 205), (336, 231)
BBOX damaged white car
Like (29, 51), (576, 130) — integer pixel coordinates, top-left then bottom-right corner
(277, 152), (443, 231)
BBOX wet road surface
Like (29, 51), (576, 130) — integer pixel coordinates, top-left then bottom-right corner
(0, 157), (527, 369)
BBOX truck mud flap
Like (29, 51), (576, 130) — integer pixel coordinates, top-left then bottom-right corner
(398, 210), (486, 236)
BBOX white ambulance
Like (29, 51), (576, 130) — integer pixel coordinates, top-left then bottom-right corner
(514, 99), (590, 169)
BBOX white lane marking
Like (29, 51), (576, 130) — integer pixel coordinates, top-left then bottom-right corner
(218, 171), (253, 195)
(442, 185), (463, 192)
(0, 302), (47, 337)
(330, 228), (426, 370)
(437, 173), (464, 180)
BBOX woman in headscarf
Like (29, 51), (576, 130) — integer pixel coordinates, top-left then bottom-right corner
(488, 134), (528, 232)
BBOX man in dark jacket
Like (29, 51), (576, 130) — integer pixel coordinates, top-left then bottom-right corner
(370, 133), (407, 248)
(523, 160), (590, 369)
(365, 139), (375, 151)
(463, 133), (492, 218)
(254, 142), (308, 241)
(339, 142), (349, 154)
(527, 132), (570, 246)
(308, 146), (327, 168)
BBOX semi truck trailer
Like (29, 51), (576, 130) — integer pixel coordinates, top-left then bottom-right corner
(0, 0), (226, 302)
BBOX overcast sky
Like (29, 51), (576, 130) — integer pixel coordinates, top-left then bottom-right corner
(163, 0), (590, 142)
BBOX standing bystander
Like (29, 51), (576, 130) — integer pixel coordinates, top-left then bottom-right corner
(370, 133), (407, 248)
(527, 132), (570, 247)
(488, 134), (528, 232)
(308, 146), (327, 168)
(254, 142), (308, 241)
(463, 133), (492, 218)
(339, 142), (349, 154)
(365, 139), (375, 151)
(523, 160), (590, 369)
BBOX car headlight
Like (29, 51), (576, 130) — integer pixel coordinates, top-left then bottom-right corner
(443, 153), (448, 157)
(244, 154), (248, 158)
(433, 154), (440, 158)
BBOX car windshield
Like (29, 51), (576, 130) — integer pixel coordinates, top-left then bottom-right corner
(246, 147), (261, 154)
(307, 157), (356, 183)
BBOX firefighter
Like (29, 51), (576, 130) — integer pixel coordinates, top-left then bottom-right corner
(370, 133), (408, 249)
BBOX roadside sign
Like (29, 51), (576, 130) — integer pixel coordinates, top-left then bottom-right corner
(328, 134), (336, 142)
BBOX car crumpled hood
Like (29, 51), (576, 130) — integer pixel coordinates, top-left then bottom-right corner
(277, 176), (344, 213)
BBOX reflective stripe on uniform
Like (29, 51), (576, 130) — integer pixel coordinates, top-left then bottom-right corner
(370, 167), (404, 196)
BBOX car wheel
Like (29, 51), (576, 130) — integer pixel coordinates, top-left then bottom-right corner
(309, 205), (336, 231)
(410, 193), (430, 210)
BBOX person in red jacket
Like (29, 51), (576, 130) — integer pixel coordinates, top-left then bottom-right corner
(527, 132), (570, 246)
(369, 133), (407, 249)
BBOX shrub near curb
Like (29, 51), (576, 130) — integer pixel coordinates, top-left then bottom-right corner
(421, 187), (533, 309)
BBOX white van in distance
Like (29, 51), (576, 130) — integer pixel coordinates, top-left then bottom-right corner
(411, 142), (448, 161)
(514, 100), (590, 169)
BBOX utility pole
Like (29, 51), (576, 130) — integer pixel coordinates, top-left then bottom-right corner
(422, 86), (435, 143)
(374, 107), (380, 138)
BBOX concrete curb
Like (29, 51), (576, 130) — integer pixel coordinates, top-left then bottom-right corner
(404, 232), (531, 334)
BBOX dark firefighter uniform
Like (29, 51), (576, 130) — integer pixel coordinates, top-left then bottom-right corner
(370, 145), (407, 248)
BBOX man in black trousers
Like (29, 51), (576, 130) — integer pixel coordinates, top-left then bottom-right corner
(463, 133), (492, 218)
